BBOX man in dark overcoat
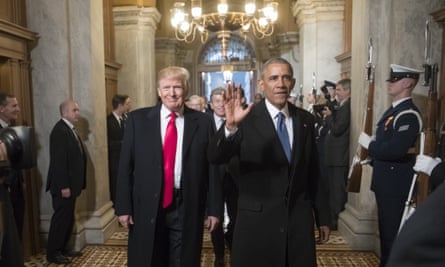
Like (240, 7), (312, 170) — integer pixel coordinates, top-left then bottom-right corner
(115, 66), (221, 267)
(208, 57), (330, 267)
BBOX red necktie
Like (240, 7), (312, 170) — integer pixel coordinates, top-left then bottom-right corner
(163, 112), (177, 208)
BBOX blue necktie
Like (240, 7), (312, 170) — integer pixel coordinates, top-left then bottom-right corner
(277, 112), (291, 162)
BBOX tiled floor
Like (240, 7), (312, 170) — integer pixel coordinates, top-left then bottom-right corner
(25, 228), (379, 266)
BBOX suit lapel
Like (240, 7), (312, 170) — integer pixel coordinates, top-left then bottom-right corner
(288, 107), (311, 181)
(60, 120), (84, 155)
(182, 108), (198, 157)
(253, 102), (289, 163)
(289, 107), (302, 165)
(145, 105), (162, 149)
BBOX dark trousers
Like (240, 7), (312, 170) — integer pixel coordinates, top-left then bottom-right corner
(152, 189), (184, 267)
(4, 171), (25, 239)
(327, 166), (348, 228)
(0, 185), (23, 266)
(46, 194), (76, 257)
(375, 194), (405, 267)
(211, 175), (238, 266)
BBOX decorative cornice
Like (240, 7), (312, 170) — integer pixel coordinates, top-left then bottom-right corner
(0, 19), (38, 42)
(155, 38), (180, 51)
(432, 8), (445, 25)
(113, 6), (161, 28)
(113, 0), (155, 7)
(0, 19), (39, 59)
(276, 32), (299, 46)
(292, 0), (345, 29)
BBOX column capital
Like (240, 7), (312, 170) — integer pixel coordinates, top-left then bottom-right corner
(292, 0), (344, 29)
(113, 6), (161, 29)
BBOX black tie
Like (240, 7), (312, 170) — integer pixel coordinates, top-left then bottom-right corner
(72, 127), (83, 153)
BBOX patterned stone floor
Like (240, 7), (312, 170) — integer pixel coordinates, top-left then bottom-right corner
(25, 227), (379, 266)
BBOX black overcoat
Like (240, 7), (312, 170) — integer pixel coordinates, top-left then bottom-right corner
(208, 100), (329, 267)
(115, 104), (221, 267)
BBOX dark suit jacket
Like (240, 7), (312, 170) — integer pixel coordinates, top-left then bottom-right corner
(107, 113), (124, 155)
(208, 100), (329, 267)
(107, 113), (124, 202)
(387, 162), (445, 267)
(369, 99), (421, 197)
(115, 104), (221, 267)
(324, 98), (350, 166)
(46, 119), (86, 197)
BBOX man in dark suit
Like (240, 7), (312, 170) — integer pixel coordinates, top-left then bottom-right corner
(387, 155), (445, 266)
(208, 87), (238, 267)
(0, 140), (24, 266)
(46, 99), (86, 265)
(107, 94), (131, 205)
(323, 78), (351, 230)
(359, 64), (422, 267)
(115, 66), (221, 267)
(208, 57), (330, 267)
(0, 93), (24, 239)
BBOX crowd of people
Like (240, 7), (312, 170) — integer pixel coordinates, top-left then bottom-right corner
(1, 58), (444, 267)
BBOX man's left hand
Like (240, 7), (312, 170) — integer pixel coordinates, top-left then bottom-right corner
(318, 225), (331, 244)
(206, 216), (220, 232)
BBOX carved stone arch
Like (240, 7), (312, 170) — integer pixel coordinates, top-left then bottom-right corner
(198, 33), (256, 65)
(196, 33), (258, 103)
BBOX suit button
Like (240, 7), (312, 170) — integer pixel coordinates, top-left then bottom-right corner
(150, 218), (155, 224)
(390, 166), (394, 170)
(154, 193), (158, 198)
(279, 227), (285, 233)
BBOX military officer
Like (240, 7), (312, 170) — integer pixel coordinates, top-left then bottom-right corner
(358, 64), (423, 267)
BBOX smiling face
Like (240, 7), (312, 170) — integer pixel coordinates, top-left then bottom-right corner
(158, 78), (188, 112)
(157, 67), (190, 113)
(258, 63), (296, 110)
(210, 93), (225, 117)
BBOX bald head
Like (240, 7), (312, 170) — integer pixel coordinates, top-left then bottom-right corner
(59, 99), (80, 124)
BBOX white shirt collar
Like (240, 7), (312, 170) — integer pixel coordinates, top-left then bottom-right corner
(392, 97), (412, 108)
(213, 113), (224, 122)
(0, 118), (8, 128)
(112, 111), (122, 121)
(265, 98), (289, 119)
(161, 104), (184, 119)
(62, 118), (75, 129)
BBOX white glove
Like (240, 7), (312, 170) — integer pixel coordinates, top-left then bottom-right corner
(358, 132), (372, 149)
(413, 155), (442, 176)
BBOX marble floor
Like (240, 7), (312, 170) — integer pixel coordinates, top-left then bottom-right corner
(24, 228), (379, 266)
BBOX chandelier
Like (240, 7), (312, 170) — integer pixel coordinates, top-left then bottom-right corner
(170, 0), (279, 43)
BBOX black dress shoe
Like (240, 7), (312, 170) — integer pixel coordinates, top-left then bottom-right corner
(47, 254), (72, 264)
(63, 250), (83, 257)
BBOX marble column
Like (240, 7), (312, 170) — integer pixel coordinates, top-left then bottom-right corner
(341, 0), (444, 255)
(113, 6), (161, 109)
(26, 0), (116, 249)
(155, 38), (181, 77)
(292, 0), (344, 103)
